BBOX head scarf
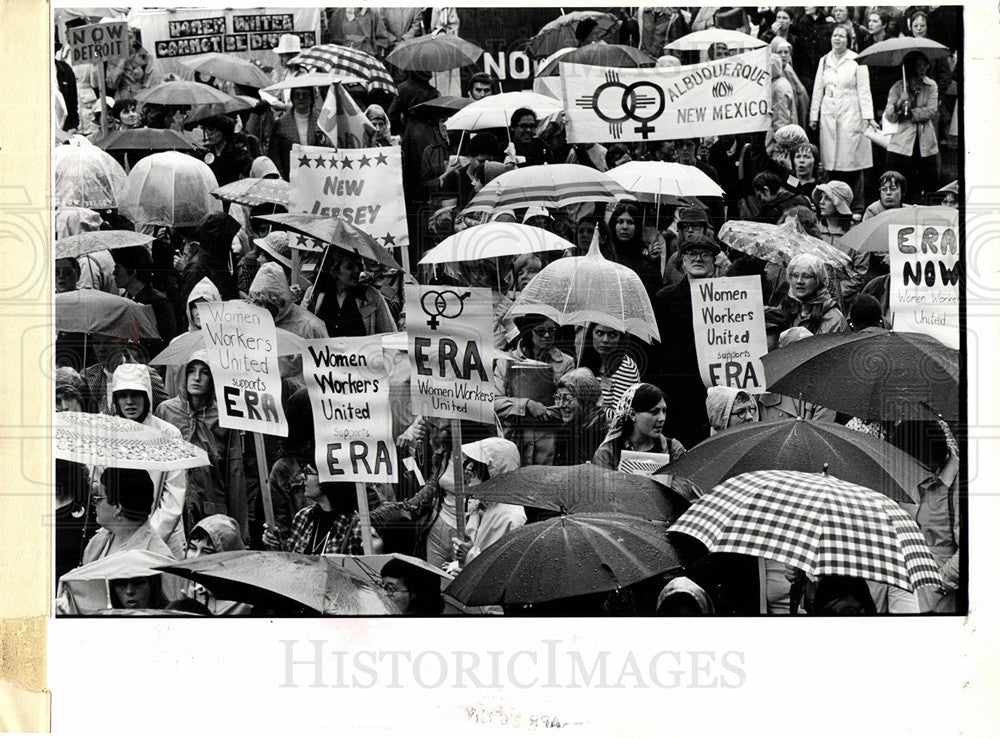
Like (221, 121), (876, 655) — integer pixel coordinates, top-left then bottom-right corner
(556, 368), (603, 428)
(705, 386), (741, 434)
(656, 577), (715, 614)
(602, 382), (642, 446)
(365, 104), (389, 125)
(190, 514), (245, 552)
(56, 366), (87, 407)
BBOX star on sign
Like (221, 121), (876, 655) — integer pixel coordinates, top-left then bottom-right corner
(340, 156), (354, 170)
(297, 153), (311, 168)
(374, 152), (389, 166)
(357, 154), (372, 168)
(316, 156), (331, 168)
(381, 233), (396, 247)
(297, 235), (309, 247)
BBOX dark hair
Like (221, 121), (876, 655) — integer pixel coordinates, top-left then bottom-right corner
(903, 51), (930, 78)
(605, 143), (631, 168)
(56, 459), (89, 508)
(369, 503), (418, 556)
(100, 467), (154, 521)
(469, 72), (492, 88)
(726, 256), (772, 305)
(380, 559), (444, 614)
(879, 170), (907, 193)
(111, 98), (137, 121)
(202, 114), (236, 137)
(111, 246), (154, 282)
(112, 389), (150, 424)
(617, 383), (666, 440)
(579, 322), (629, 377)
(281, 386), (315, 458)
(468, 132), (499, 159)
(849, 294), (884, 331)
(109, 575), (166, 610)
(510, 107), (537, 128)
(608, 201), (644, 254)
(778, 205), (822, 238)
(752, 171), (784, 195)
(464, 458), (490, 483)
(867, 9), (888, 25)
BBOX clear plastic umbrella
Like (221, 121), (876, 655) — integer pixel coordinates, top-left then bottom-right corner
(118, 151), (221, 227)
(718, 219), (852, 267)
(179, 53), (275, 89)
(54, 139), (128, 209)
(54, 230), (154, 259)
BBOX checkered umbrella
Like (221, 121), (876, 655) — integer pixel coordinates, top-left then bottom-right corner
(668, 469), (944, 592)
(289, 44), (396, 95)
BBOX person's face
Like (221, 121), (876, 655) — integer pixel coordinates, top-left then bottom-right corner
(728, 396), (759, 426)
(910, 15), (927, 37)
(631, 398), (667, 439)
(119, 105), (140, 128)
(185, 362), (212, 398)
(682, 248), (715, 278)
(614, 212), (636, 242)
(577, 221), (597, 249)
(880, 179), (903, 208)
(55, 259), (78, 293)
(675, 141), (696, 165)
(462, 457), (485, 487)
(437, 117), (449, 140)
(754, 186), (775, 204)
(470, 82), (492, 100)
(112, 263), (130, 289)
(185, 534), (216, 559)
(204, 126), (224, 146)
(113, 577), (153, 609)
(679, 222), (707, 242)
(382, 576), (414, 613)
(368, 115), (388, 135)
(516, 264), (540, 291)
(170, 108), (188, 129)
(941, 192), (959, 208)
(189, 302), (203, 329)
(55, 390), (83, 413)
(530, 319), (557, 353)
(775, 44), (792, 64)
(832, 7), (849, 23)
(512, 115), (537, 145)
(92, 487), (117, 527)
(789, 267), (820, 300)
(115, 390), (147, 421)
(867, 14), (884, 34)
(554, 387), (581, 423)
(291, 88), (313, 114)
(793, 148), (815, 177)
(332, 258), (361, 289)
(831, 27), (849, 51)
(278, 52), (296, 67)
(707, 42), (729, 60)
(914, 57), (930, 77)
(776, 10), (791, 28)
(592, 325), (621, 356)
(301, 469), (322, 503)
(818, 192), (837, 217)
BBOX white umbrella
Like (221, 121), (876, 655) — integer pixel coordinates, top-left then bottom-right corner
(418, 223), (573, 265)
(445, 91), (562, 132)
(463, 163), (628, 213)
(607, 161), (725, 203)
(664, 29), (767, 53)
(118, 151), (221, 227)
(54, 139), (128, 209)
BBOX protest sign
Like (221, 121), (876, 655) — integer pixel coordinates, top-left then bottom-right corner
(561, 47), (772, 143)
(405, 285), (497, 423)
(198, 301), (288, 436)
(889, 223), (960, 349)
(288, 144), (408, 252)
(691, 276), (768, 392)
(66, 22), (129, 66)
(302, 336), (397, 483)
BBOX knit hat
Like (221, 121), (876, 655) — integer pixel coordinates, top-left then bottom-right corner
(56, 366), (86, 406)
(677, 206), (710, 227)
(812, 181), (854, 216)
(677, 233), (721, 256)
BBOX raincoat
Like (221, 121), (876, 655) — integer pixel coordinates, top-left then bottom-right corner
(183, 514), (252, 615)
(460, 438), (525, 564)
(777, 287), (847, 335)
(884, 75), (939, 157)
(154, 350), (248, 540)
(165, 277), (222, 398)
(592, 385), (686, 470)
(809, 50), (874, 171)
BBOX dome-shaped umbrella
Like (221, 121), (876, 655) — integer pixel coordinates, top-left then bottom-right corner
(135, 79), (241, 106)
(118, 151), (221, 227)
(54, 139), (128, 209)
(535, 42), (656, 77)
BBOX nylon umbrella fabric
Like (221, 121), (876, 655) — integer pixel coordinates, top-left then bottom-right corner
(184, 94), (259, 126)
(149, 327), (308, 366)
(94, 127), (199, 152)
(257, 214), (401, 270)
(135, 80), (241, 107)
(463, 163), (627, 212)
(658, 418), (929, 505)
(718, 219), (852, 267)
(55, 412), (210, 472)
(419, 222), (573, 265)
(289, 44), (396, 95)
(157, 551), (399, 615)
(54, 139), (128, 209)
(836, 205), (957, 254)
(387, 35), (484, 72)
(445, 513), (683, 606)
(668, 469), (944, 592)
(526, 11), (622, 57)
(508, 234), (659, 344)
(212, 177), (289, 208)
(411, 96), (472, 114)
(855, 37), (951, 67)
(445, 91), (563, 132)
(535, 43), (656, 77)
(180, 53), (275, 88)
(55, 230), (153, 259)
(760, 330), (959, 421)
(607, 161), (725, 202)
(664, 29), (767, 52)
(118, 151), (221, 227)
(55, 289), (160, 341)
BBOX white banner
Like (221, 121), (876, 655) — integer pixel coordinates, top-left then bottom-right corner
(405, 285), (498, 423)
(289, 144), (408, 252)
(67, 22), (129, 66)
(889, 224), (960, 348)
(199, 301), (288, 436)
(691, 276), (768, 393)
(302, 337), (397, 483)
(561, 47), (772, 144)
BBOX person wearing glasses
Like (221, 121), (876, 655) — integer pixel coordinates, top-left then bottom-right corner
(81, 468), (173, 565)
(380, 558), (445, 615)
(551, 368), (608, 467)
(705, 386), (759, 435)
(508, 107), (549, 166)
(862, 170), (909, 221)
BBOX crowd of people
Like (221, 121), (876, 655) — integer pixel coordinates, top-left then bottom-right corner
(53, 6), (962, 617)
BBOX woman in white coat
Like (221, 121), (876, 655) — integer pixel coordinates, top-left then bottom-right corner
(809, 25), (875, 214)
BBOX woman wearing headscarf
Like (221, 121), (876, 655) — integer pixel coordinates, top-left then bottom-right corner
(705, 386), (759, 435)
(655, 576), (715, 615)
(775, 253), (848, 335)
(552, 368), (608, 466)
(365, 104), (398, 146)
(592, 383), (686, 470)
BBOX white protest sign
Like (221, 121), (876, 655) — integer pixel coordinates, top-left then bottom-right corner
(288, 143), (408, 251)
(302, 336), (397, 483)
(888, 223), (960, 349)
(405, 285), (498, 423)
(691, 276), (768, 393)
(198, 301), (288, 436)
(561, 47), (772, 144)
(67, 22), (130, 65)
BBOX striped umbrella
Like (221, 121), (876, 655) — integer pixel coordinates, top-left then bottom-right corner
(289, 43), (396, 95)
(668, 469), (945, 592)
(463, 163), (627, 213)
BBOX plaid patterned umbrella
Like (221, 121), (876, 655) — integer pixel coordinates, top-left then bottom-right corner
(668, 469), (944, 592)
(289, 44), (396, 95)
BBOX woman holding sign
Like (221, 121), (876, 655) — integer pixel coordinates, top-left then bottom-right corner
(592, 384), (686, 471)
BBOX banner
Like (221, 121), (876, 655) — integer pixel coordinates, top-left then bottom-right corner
(67, 22), (129, 65)
(561, 47), (772, 144)
(317, 84), (377, 149)
(288, 143), (408, 251)
(302, 337), (397, 483)
(198, 301), (288, 436)
(405, 285), (498, 423)
(691, 276), (768, 393)
(888, 223), (960, 349)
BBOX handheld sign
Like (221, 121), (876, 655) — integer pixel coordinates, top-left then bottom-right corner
(691, 276), (768, 393)
(67, 22), (130, 66)
(302, 336), (397, 483)
(404, 285), (497, 423)
(888, 223), (960, 349)
(198, 301), (288, 436)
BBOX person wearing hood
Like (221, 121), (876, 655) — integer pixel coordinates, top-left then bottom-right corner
(592, 383), (686, 470)
(774, 253), (848, 335)
(365, 104), (398, 147)
(163, 276), (223, 399)
(81, 338), (168, 415)
(656, 576), (715, 615)
(107, 363), (189, 558)
(551, 367), (608, 466)
(178, 212), (241, 316)
(181, 514), (250, 615)
(705, 386), (760, 435)
(154, 351), (248, 540)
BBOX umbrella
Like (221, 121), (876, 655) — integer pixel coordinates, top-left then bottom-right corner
(535, 43), (656, 77)
(157, 551), (399, 615)
(261, 71), (366, 94)
(55, 289), (160, 341)
(324, 553), (453, 585)
(607, 161), (725, 204)
(118, 151), (221, 227)
(419, 223), (573, 265)
(508, 233), (660, 344)
(289, 43), (397, 95)
(411, 96), (472, 114)
(55, 411), (209, 471)
(445, 512), (683, 606)
(836, 205), (957, 254)
(149, 327), (308, 366)
(256, 214), (402, 271)
(180, 53), (275, 89)
(718, 219), (852, 267)
(526, 11), (622, 57)
(855, 37), (951, 67)
(668, 469), (945, 592)
(445, 91), (563, 132)
(184, 95), (259, 126)
(54, 230), (153, 259)
(760, 330), (959, 421)
(212, 177), (289, 208)
(658, 418), (929, 505)
(53, 139), (128, 209)
(58, 549), (179, 615)
(387, 35), (483, 72)
(135, 80), (241, 107)
(463, 163), (627, 213)
(467, 464), (694, 521)
(94, 128), (199, 152)
(664, 29), (767, 53)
